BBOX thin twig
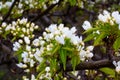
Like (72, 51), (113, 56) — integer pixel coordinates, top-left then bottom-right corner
(2, 0), (19, 23)
(31, 0), (63, 22)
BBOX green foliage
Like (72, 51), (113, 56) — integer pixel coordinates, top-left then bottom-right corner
(71, 54), (80, 71)
(100, 67), (115, 77)
(69, 0), (77, 6)
(83, 33), (98, 42)
(113, 37), (120, 51)
(84, 20), (120, 50)
(59, 49), (67, 70)
(94, 32), (106, 46)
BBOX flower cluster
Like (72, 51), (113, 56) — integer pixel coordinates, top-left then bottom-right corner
(82, 10), (120, 77)
(98, 10), (120, 27)
(80, 46), (94, 61)
(82, 10), (120, 48)
(13, 36), (36, 72)
(82, 10), (120, 31)
(0, 0), (60, 17)
(14, 23), (94, 80)
(0, 18), (38, 41)
(0, 0), (14, 10)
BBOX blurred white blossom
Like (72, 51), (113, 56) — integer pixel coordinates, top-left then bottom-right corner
(82, 21), (92, 30)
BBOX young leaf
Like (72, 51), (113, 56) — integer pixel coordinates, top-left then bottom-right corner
(100, 67), (115, 77)
(113, 37), (120, 51)
(94, 32), (106, 46)
(50, 58), (57, 76)
(84, 33), (98, 42)
(69, 0), (76, 6)
(59, 49), (67, 70)
(83, 28), (99, 34)
(71, 55), (80, 71)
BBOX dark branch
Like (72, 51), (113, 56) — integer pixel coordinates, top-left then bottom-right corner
(31, 0), (63, 22)
(65, 57), (120, 71)
(0, 42), (24, 74)
(2, 0), (19, 23)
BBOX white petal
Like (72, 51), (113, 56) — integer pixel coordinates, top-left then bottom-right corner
(86, 46), (94, 51)
(24, 36), (30, 44)
(86, 52), (93, 58)
(82, 21), (92, 30)
(70, 27), (77, 33)
(31, 74), (36, 80)
(113, 61), (117, 67)
(116, 66), (120, 73)
(112, 11), (119, 19)
(32, 38), (40, 46)
(55, 36), (65, 44)
(45, 67), (50, 72)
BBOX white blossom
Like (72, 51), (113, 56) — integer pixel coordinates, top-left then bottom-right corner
(26, 45), (31, 51)
(47, 24), (57, 33)
(32, 38), (40, 46)
(30, 59), (35, 67)
(31, 74), (36, 80)
(52, 0), (59, 4)
(112, 11), (120, 24)
(2, 22), (7, 27)
(86, 46), (94, 51)
(98, 10), (111, 23)
(18, 39), (23, 44)
(70, 35), (81, 45)
(5, 24), (12, 31)
(58, 24), (64, 31)
(82, 21), (92, 30)
(45, 67), (50, 72)
(13, 42), (21, 51)
(79, 50), (86, 61)
(86, 52), (93, 58)
(70, 27), (77, 33)
(116, 66), (120, 73)
(55, 35), (65, 44)
(24, 36), (30, 44)
(22, 51), (28, 58)
(113, 61), (120, 73)
(17, 63), (27, 68)
(34, 49), (43, 62)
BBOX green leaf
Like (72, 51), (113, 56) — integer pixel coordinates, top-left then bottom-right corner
(39, 0), (45, 3)
(15, 48), (23, 62)
(37, 70), (45, 79)
(83, 28), (99, 34)
(36, 60), (46, 72)
(100, 67), (115, 77)
(54, 75), (60, 80)
(59, 49), (67, 70)
(71, 55), (80, 71)
(52, 44), (60, 55)
(113, 37), (120, 51)
(50, 59), (58, 76)
(3, 30), (11, 39)
(84, 33), (98, 42)
(62, 47), (74, 52)
(94, 32), (106, 46)
(69, 0), (76, 6)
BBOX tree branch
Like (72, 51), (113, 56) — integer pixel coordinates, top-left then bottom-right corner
(0, 42), (24, 74)
(2, 0), (19, 23)
(31, 0), (63, 22)
(65, 57), (120, 71)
